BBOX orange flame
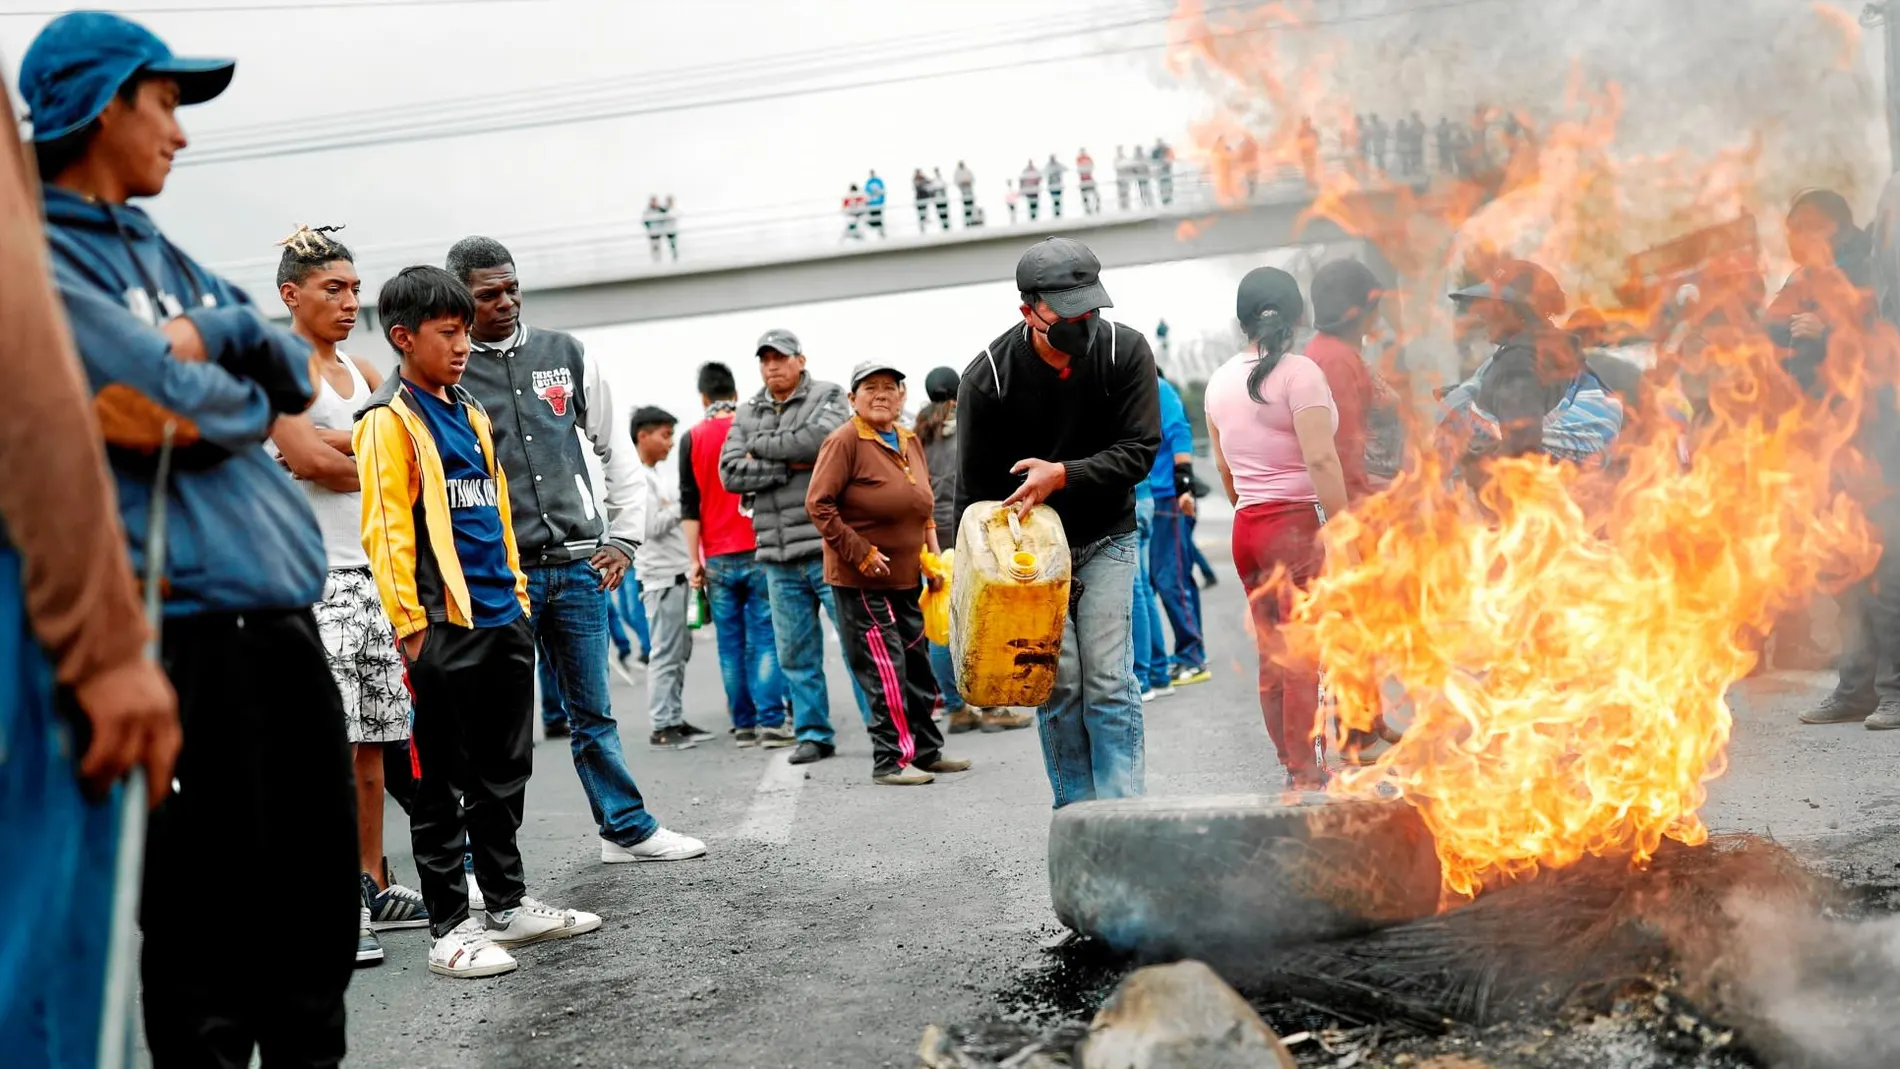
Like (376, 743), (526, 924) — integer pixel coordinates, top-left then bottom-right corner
(1168, 1), (1888, 896)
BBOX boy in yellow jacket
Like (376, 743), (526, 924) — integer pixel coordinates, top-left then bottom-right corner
(355, 266), (601, 978)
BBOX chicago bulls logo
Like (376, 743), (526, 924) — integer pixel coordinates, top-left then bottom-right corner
(532, 368), (574, 417)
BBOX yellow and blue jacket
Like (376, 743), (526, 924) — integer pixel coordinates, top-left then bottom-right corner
(353, 377), (531, 639)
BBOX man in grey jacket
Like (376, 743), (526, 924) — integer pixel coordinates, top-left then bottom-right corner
(446, 236), (705, 866)
(720, 329), (869, 764)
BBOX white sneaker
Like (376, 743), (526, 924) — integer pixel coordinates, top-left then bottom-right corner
(601, 827), (707, 864)
(1142, 684), (1176, 702)
(484, 896), (602, 948)
(465, 870), (485, 913)
(428, 918), (517, 978)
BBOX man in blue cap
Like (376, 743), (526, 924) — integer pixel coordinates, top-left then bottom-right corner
(20, 12), (357, 1065)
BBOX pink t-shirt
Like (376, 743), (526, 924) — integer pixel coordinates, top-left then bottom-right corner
(1203, 350), (1338, 508)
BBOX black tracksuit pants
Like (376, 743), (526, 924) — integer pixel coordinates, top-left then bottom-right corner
(143, 609), (357, 1069)
(831, 585), (945, 775)
(404, 617), (535, 937)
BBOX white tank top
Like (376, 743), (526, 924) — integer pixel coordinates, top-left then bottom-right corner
(304, 354), (371, 570)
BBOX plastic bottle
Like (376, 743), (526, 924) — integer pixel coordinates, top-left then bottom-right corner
(949, 502), (1072, 707)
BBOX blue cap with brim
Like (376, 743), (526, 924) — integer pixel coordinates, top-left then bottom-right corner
(20, 11), (235, 143)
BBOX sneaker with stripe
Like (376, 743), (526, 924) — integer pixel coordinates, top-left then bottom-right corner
(429, 918), (517, 979)
(362, 872), (430, 931)
(485, 896), (602, 948)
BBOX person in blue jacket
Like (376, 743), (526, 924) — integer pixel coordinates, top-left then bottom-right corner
(1148, 371), (1209, 686)
(21, 12), (358, 1065)
(864, 169), (887, 237)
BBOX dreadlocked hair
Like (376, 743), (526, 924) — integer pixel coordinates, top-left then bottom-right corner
(1244, 308), (1297, 403)
(275, 224), (353, 287)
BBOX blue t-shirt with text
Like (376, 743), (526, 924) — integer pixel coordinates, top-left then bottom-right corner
(406, 382), (522, 627)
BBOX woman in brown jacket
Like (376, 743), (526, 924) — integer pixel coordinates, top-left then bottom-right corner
(806, 362), (974, 785)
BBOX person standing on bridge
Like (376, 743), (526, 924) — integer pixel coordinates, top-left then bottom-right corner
(443, 235), (707, 869)
(1114, 146), (1133, 211)
(1044, 153), (1066, 219)
(864, 170), (887, 237)
(1077, 148), (1100, 215)
(1019, 159), (1043, 221)
(912, 168), (932, 233)
(955, 160), (976, 225)
(932, 167), (953, 230)
(1151, 138), (1175, 206)
(957, 237), (1161, 806)
(1129, 146), (1152, 208)
(721, 329), (874, 765)
(643, 195), (666, 263)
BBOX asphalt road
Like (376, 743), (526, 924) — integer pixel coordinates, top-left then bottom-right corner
(178, 516), (1900, 1068)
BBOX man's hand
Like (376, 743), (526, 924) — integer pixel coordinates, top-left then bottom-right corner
(1789, 312), (1826, 340)
(592, 545), (632, 591)
(689, 560), (706, 590)
(161, 316), (207, 363)
(862, 547), (892, 580)
(1003, 458), (1067, 513)
(1178, 493), (1197, 518)
(73, 657), (180, 808)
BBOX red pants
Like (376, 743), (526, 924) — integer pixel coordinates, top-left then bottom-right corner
(1232, 500), (1325, 783)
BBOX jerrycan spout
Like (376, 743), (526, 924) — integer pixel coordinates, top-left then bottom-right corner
(1009, 552), (1039, 581)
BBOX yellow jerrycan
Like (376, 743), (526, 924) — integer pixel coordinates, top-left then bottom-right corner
(950, 502), (1072, 708)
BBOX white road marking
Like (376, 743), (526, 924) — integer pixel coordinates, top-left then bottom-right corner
(732, 750), (805, 845)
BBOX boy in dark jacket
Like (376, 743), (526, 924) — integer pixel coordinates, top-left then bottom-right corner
(21, 12), (355, 1061)
(957, 238), (1161, 806)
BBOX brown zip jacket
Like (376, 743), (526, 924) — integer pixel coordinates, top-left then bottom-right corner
(806, 417), (936, 590)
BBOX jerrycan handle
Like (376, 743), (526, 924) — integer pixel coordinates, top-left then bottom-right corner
(1007, 508), (1024, 545)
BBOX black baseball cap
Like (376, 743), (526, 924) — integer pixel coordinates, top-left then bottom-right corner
(1450, 259), (1565, 319)
(1016, 237), (1113, 318)
(756, 328), (801, 357)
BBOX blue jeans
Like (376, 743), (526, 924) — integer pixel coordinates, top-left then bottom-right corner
(1039, 531), (1145, 807)
(704, 552), (789, 730)
(1131, 495), (1171, 690)
(928, 640), (965, 713)
(526, 560), (660, 846)
(0, 551), (123, 1069)
(1184, 512), (1217, 584)
(1150, 498), (1206, 670)
(760, 557), (874, 746)
(605, 578), (649, 660)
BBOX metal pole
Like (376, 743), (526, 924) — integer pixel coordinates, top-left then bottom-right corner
(1874, 1), (1900, 171)
(97, 423), (174, 1069)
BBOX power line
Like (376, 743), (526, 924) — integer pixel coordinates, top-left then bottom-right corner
(182, 0), (1513, 166)
(184, 1), (1218, 150)
(2, 0), (557, 15)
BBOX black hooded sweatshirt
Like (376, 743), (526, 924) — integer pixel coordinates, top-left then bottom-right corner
(956, 320), (1161, 549)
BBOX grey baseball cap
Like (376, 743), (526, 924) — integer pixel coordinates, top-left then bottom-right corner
(1016, 237), (1113, 318)
(849, 361), (906, 391)
(756, 328), (801, 357)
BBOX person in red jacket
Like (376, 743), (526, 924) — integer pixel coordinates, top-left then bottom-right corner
(682, 362), (793, 747)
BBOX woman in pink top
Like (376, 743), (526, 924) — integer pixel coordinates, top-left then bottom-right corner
(1204, 267), (1348, 789)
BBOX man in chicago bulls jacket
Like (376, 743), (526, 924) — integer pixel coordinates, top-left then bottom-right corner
(445, 235), (705, 869)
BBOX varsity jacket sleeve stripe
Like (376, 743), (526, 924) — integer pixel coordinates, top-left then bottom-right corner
(576, 345), (641, 558)
(354, 405), (429, 639)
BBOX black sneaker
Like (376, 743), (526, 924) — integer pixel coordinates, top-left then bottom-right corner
(787, 740), (835, 765)
(1799, 695), (1875, 725)
(649, 727), (699, 749)
(544, 720), (571, 739)
(678, 721), (717, 741)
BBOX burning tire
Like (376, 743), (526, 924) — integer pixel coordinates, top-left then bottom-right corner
(1048, 794), (1441, 966)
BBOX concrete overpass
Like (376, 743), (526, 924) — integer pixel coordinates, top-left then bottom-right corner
(522, 183), (1390, 331)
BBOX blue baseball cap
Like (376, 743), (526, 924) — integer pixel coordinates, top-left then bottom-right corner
(19, 11), (235, 143)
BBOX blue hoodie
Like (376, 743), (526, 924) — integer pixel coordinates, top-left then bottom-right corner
(40, 186), (324, 616)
